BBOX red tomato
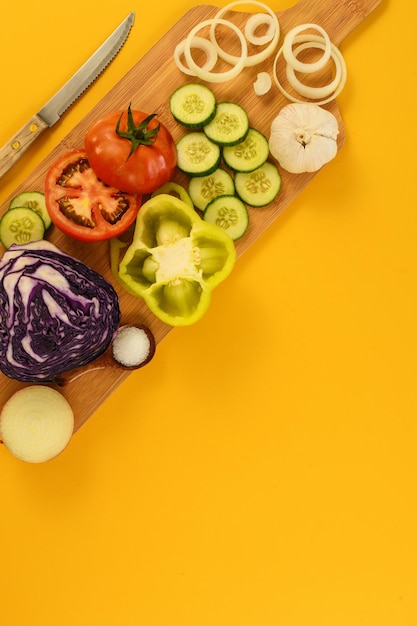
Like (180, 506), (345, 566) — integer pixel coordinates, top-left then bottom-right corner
(84, 107), (177, 195)
(45, 149), (141, 242)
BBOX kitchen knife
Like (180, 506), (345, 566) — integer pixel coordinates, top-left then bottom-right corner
(0, 12), (135, 179)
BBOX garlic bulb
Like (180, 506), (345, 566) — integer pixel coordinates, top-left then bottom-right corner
(269, 103), (339, 174)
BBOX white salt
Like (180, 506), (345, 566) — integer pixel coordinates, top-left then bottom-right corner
(112, 326), (151, 368)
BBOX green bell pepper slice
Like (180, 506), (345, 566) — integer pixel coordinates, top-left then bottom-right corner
(117, 193), (237, 326)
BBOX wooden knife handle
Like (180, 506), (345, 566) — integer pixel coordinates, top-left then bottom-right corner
(0, 114), (49, 179)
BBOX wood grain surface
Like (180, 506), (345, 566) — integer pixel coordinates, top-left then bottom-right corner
(0, 0), (382, 433)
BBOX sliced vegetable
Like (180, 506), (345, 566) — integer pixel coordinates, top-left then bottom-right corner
(0, 240), (121, 382)
(169, 83), (217, 128)
(0, 386), (74, 463)
(283, 23), (331, 74)
(174, 36), (218, 77)
(204, 195), (249, 240)
(175, 2), (280, 81)
(211, 1), (280, 67)
(188, 168), (235, 211)
(9, 191), (52, 229)
(222, 127), (269, 172)
(244, 12), (276, 46)
(176, 132), (221, 176)
(84, 106), (177, 195)
(0, 207), (45, 249)
(273, 31), (347, 105)
(110, 237), (129, 289)
(151, 181), (194, 207)
(235, 162), (281, 207)
(285, 36), (345, 100)
(203, 102), (249, 147)
(182, 18), (248, 83)
(117, 193), (236, 326)
(45, 149), (140, 242)
(269, 103), (339, 173)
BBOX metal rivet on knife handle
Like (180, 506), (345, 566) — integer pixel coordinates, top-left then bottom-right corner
(0, 115), (49, 178)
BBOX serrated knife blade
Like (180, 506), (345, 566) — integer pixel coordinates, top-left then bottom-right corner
(0, 12), (135, 179)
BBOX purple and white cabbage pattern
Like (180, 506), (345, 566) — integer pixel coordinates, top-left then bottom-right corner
(0, 241), (121, 382)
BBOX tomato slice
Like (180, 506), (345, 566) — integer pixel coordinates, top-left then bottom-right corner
(45, 149), (141, 242)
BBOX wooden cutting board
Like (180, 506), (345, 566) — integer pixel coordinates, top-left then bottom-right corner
(0, 0), (382, 434)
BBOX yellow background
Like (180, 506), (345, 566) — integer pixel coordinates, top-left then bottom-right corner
(1, 0), (416, 624)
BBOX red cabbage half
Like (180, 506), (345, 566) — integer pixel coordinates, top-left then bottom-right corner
(0, 240), (121, 382)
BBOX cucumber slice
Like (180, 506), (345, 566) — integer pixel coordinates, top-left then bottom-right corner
(188, 168), (235, 211)
(203, 195), (249, 241)
(203, 102), (249, 147)
(176, 132), (221, 177)
(9, 191), (51, 229)
(235, 162), (282, 207)
(0, 207), (45, 249)
(223, 128), (270, 173)
(170, 83), (217, 128)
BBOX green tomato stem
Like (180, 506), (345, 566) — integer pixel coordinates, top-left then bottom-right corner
(115, 105), (161, 159)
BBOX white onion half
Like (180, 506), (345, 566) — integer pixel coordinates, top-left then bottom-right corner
(211, 0), (280, 67)
(174, 36), (218, 76)
(0, 386), (74, 463)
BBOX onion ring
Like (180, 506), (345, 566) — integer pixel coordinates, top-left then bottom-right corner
(273, 34), (347, 105)
(285, 37), (343, 100)
(245, 13), (275, 46)
(210, 1), (280, 68)
(183, 18), (248, 83)
(283, 23), (331, 74)
(174, 36), (218, 76)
